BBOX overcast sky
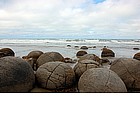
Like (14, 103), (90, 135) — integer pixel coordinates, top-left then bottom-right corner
(0, 0), (140, 39)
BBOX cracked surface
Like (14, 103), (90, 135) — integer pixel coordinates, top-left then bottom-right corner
(78, 68), (127, 93)
(110, 58), (140, 90)
(36, 62), (75, 89)
(74, 60), (100, 80)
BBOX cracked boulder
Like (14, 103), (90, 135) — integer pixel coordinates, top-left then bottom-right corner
(74, 59), (100, 80)
(36, 62), (76, 90)
(78, 68), (127, 93)
(110, 58), (140, 91)
(36, 52), (65, 68)
(78, 54), (101, 64)
(0, 48), (15, 58)
(0, 56), (35, 92)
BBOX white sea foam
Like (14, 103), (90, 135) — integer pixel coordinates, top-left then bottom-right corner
(0, 38), (140, 58)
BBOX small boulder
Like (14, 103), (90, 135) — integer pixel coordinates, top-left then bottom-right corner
(0, 48), (15, 58)
(133, 52), (140, 61)
(101, 48), (115, 57)
(36, 62), (75, 90)
(74, 46), (79, 48)
(78, 68), (127, 93)
(36, 52), (65, 68)
(110, 58), (140, 91)
(80, 46), (88, 50)
(0, 56), (35, 92)
(133, 47), (139, 50)
(67, 45), (71, 48)
(27, 50), (43, 61)
(76, 50), (87, 57)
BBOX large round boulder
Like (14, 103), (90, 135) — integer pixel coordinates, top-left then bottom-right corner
(78, 68), (127, 93)
(133, 52), (140, 61)
(78, 54), (101, 64)
(0, 48), (15, 58)
(36, 62), (75, 90)
(101, 48), (115, 57)
(0, 56), (35, 92)
(110, 58), (140, 91)
(76, 50), (87, 57)
(74, 59), (100, 80)
(36, 52), (65, 68)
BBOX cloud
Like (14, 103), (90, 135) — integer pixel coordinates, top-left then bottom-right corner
(0, 0), (140, 38)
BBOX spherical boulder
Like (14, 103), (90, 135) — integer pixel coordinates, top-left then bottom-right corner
(78, 68), (127, 93)
(76, 50), (87, 57)
(110, 58), (140, 91)
(74, 59), (100, 80)
(36, 62), (75, 90)
(133, 52), (140, 61)
(0, 56), (35, 92)
(101, 48), (115, 57)
(36, 52), (65, 68)
(0, 48), (15, 58)
(78, 54), (101, 64)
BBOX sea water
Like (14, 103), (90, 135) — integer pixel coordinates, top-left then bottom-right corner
(0, 38), (140, 59)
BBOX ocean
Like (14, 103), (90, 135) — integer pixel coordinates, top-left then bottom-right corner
(0, 38), (140, 59)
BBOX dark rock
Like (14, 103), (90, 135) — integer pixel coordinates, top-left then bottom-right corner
(74, 46), (79, 48)
(101, 58), (110, 63)
(133, 47), (139, 50)
(133, 52), (140, 61)
(67, 45), (71, 47)
(80, 46), (88, 50)
(0, 48), (15, 58)
(101, 48), (115, 57)
(76, 50), (87, 57)
(0, 56), (35, 92)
